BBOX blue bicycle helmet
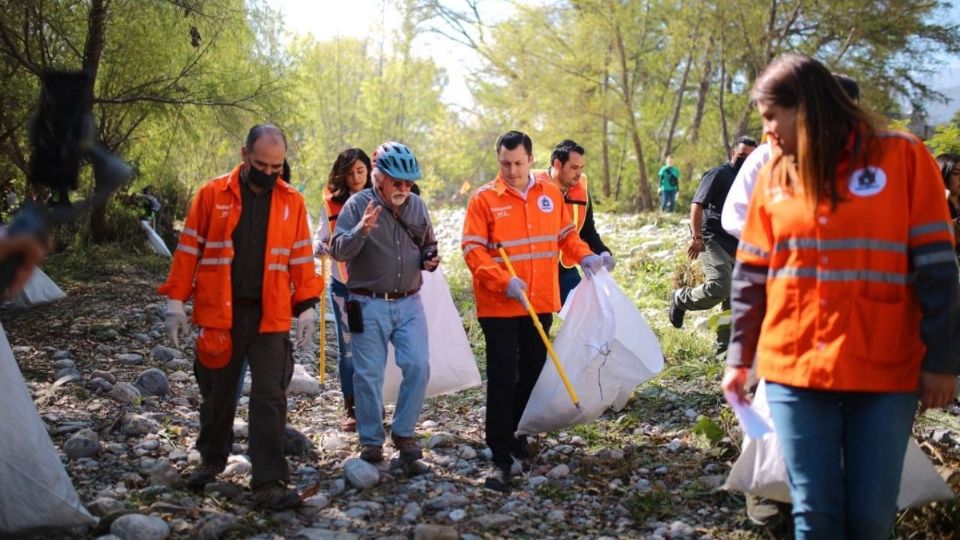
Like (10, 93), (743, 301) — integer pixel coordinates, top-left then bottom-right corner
(374, 142), (421, 181)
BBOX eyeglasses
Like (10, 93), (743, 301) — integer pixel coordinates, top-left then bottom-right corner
(392, 180), (415, 189)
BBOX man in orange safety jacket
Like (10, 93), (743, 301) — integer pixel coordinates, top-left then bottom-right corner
(462, 131), (603, 492)
(534, 139), (614, 305)
(158, 124), (321, 510)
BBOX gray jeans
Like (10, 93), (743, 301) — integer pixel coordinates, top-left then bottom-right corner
(676, 239), (733, 312)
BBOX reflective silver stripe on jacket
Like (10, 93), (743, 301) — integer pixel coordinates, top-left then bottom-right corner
(492, 251), (559, 263)
(913, 250), (958, 267)
(204, 240), (233, 249)
(289, 256), (313, 265)
(293, 239), (311, 249)
(199, 257), (232, 266)
(738, 241), (769, 259)
(489, 235), (558, 249)
(462, 244), (483, 255)
(774, 238), (906, 253)
(271, 247), (291, 256)
(176, 244), (199, 256)
(909, 221), (952, 238)
(462, 235), (488, 246)
(268, 264), (288, 272)
(769, 267), (912, 284)
(182, 227), (205, 244)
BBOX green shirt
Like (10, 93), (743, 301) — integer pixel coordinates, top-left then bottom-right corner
(659, 165), (680, 191)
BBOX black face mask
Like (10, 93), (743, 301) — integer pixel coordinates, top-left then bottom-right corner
(246, 165), (278, 190)
(732, 154), (748, 173)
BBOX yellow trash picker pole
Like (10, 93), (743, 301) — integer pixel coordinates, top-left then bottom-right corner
(496, 243), (580, 409)
(318, 255), (328, 384)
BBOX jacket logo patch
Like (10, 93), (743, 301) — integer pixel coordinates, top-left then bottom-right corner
(537, 195), (554, 213)
(216, 203), (232, 219)
(848, 167), (886, 197)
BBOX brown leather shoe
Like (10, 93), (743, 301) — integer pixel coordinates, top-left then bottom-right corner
(391, 434), (423, 463)
(253, 482), (301, 511)
(340, 397), (357, 432)
(360, 444), (383, 463)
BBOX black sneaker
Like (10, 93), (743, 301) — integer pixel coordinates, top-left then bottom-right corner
(185, 462), (224, 490)
(668, 292), (685, 329)
(483, 464), (512, 493)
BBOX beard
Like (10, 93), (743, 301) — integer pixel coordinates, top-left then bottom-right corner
(390, 192), (409, 207)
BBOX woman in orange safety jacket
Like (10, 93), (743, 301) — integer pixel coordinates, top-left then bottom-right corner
(312, 148), (372, 431)
(722, 55), (959, 539)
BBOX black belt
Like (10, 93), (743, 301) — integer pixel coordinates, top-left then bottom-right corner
(350, 287), (420, 300)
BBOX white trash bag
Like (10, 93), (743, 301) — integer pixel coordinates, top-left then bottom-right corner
(0, 323), (97, 535)
(382, 267), (481, 404)
(9, 268), (66, 308)
(140, 220), (171, 258)
(724, 380), (955, 509)
(517, 269), (664, 436)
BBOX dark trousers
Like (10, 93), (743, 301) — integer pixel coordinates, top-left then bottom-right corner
(194, 300), (293, 491)
(479, 314), (553, 468)
(558, 266), (582, 307)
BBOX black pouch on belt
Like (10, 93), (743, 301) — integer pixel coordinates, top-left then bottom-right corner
(346, 300), (364, 333)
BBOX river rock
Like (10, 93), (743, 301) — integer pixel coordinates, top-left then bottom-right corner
(134, 368), (169, 397)
(64, 428), (99, 460)
(343, 458), (379, 489)
(110, 513), (170, 540)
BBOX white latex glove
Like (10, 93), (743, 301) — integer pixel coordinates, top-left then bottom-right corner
(580, 254), (604, 278)
(296, 307), (317, 349)
(600, 251), (615, 272)
(313, 240), (330, 257)
(165, 299), (189, 349)
(505, 277), (529, 308)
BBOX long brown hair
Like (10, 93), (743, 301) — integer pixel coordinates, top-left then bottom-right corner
(327, 148), (372, 204)
(751, 54), (876, 210)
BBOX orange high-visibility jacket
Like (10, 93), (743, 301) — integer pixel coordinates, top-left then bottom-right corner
(534, 170), (590, 269)
(158, 165), (322, 332)
(322, 192), (349, 283)
(462, 173), (594, 318)
(732, 130), (959, 392)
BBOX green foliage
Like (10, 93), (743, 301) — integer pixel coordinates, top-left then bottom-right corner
(625, 491), (675, 521)
(926, 123), (960, 156)
(692, 415), (725, 447)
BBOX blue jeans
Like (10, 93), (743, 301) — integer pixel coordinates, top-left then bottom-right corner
(660, 189), (677, 212)
(349, 293), (430, 446)
(558, 266), (582, 306)
(766, 382), (917, 540)
(330, 279), (354, 399)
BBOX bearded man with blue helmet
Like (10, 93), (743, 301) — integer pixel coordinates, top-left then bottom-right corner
(330, 141), (439, 469)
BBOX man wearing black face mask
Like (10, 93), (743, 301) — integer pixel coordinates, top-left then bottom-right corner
(669, 136), (757, 355)
(159, 124), (321, 510)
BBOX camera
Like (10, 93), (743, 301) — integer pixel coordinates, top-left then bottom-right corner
(421, 245), (439, 269)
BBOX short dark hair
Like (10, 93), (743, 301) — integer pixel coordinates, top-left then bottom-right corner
(833, 73), (860, 101)
(496, 130), (533, 155)
(734, 135), (759, 148)
(245, 124), (287, 151)
(551, 139), (585, 166)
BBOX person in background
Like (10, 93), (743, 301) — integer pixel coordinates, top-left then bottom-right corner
(314, 148), (373, 432)
(723, 54), (959, 539)
(658, 155), (680, 212)
(936, 153), (960, 260)
(669, 136), (758, 354)
(534, 139), (614, 305)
